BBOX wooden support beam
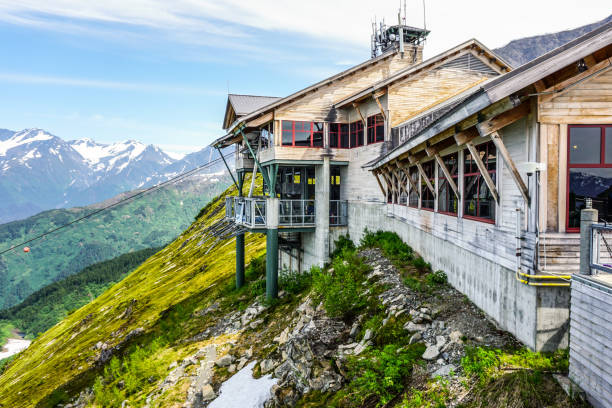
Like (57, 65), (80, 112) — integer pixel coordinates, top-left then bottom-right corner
(393, 162), (408, 197)
(454, 127), (480, 146)
(416, 162), (435, 196)
(533, 80), (546, 93)
(434, 154), (460, 199)
(398, 163), (420, 197)
(465, 141), (499, 204)
(540, 57), (612, 102)
(353, 102), (366, 123)
(392, 167), (406, 197)
(373, 94), (386, 120)
(490, 131), (530, 204)
(425, 137), (457, 157)
(373, 171), (387, 198)
(476, 102), (530, 137)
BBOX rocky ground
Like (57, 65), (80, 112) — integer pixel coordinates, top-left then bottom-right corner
(62, 245), (581, 408)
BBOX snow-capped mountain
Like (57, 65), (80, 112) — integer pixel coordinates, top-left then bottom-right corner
(0, 128), (229, 223)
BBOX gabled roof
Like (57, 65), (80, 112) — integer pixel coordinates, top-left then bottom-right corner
(214, 49), (405, 145)
(223, 94), (281, 130)
(334, 38), (510, 109)
(368, 21), (612, 170)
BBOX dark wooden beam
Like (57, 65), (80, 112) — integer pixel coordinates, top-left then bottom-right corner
(465, 141), (499, 204)
(476, 102), (530, 137)
(454, 127), (480, 146)
(434, 154), (459, 199)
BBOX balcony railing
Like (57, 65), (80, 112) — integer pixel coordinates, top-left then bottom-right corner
(330, 200), (348, 226)
(225, 196), (267, 228)
(280, 199), (315, 226)
(225, 197), (348, 228)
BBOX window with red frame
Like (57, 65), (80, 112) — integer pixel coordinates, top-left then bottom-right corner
(437, 152), (459, 215)
(367, 114), (385, 144)
(408, 166), (419, 207)
(463, 141), (496, 222)
(421, 161), (435, 210)
(329, 123), (350, 148)
(350, 120), (364, 147)
(281, 121), (324, 147)
(567, 125), (612, 230)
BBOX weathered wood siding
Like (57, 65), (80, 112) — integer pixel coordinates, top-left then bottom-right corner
(569, 275), (612, 408)
(539, 69), (612, 124)
(274, 52), (419, 122)
(388, 65), (491, 127)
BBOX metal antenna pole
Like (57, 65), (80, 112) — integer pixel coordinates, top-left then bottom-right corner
(422, 0), (427, 30)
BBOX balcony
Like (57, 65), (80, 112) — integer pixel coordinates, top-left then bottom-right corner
(225, 196), (347, 229)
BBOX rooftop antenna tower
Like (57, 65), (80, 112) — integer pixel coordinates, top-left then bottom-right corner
(369, 1), (429, 58)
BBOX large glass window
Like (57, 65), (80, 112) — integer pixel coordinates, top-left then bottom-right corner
(438, 153), (459, 215)
(463, 141), (496, 223)
(567, 125), (612, 230)
(330, 123), (350, 148)
(367, 114), (385, 144)
(409, 166), (419, 207)
(421, 161), (435, 210)
(281, 121), (324, 147)
(350, 120), (364, 148)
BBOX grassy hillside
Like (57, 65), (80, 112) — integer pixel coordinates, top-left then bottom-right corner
(0, 179), (265, 407)
(0, 175), (231, 309)
(0, 247), (161, 340)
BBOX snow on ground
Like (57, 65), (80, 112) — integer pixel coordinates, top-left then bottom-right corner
(208, 361), (278, 408)
(0, 129), (53, 156)
(0, 338), (31, 360)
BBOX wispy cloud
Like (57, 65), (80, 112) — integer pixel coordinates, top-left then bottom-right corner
(0, 72), (225, 95)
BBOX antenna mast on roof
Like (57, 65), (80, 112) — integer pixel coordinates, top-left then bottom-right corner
(422, 0), (427, 31)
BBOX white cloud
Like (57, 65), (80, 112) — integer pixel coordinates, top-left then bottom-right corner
(0, 0), (609, 59)
(0, 72), (225, 95)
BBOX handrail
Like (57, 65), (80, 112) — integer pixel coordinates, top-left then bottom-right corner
(330, 200), (348, 226)
(590, 223), (612, 273)
(280, 199), (315, 226)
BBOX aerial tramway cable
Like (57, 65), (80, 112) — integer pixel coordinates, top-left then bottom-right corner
(0, 150), (235, 256)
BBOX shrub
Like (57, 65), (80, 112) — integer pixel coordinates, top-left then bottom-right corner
(346, 344), (425, 406)
(279, 267), (313, 295)
(425, 270), (447, 286)
(330, 234), (356, 259)
(360, 230), (413, 262)
(312, 249), (368, 319)
(412, 256), (430, 271)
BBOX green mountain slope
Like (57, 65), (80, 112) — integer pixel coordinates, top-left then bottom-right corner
(0, 181), (266, 407)
(0, 247), (161, 339)
(0, 175), (231, 309)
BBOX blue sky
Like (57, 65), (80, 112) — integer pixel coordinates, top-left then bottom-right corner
(0, 1), (609, 155)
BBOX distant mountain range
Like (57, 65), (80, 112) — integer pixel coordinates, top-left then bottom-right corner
(494, 14), (612, 67)
(0, 128), (227, 223)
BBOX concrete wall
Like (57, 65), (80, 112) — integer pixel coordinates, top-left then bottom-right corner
(345, 200), (568, 351)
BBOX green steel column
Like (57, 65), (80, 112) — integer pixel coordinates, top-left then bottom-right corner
(266, 228), (279, 300)
(235, 171), (246, 289)
(236, 234), (245, 289)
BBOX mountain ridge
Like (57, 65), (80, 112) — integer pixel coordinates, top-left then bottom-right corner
(0, 128), (226, 223)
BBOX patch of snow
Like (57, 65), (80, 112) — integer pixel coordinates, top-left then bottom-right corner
(165, 151), (186, 160)
(0, 129), (54, 156)
(208, 361), (278, 408)
(0, 338), (31, 359)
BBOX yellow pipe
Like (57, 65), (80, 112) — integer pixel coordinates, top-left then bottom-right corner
(517, 271), (571, 280)
(515, 270), (571, 287)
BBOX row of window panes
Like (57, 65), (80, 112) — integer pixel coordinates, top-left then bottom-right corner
(402, 142), (496, 223)
(568, 125), (612, 230)
(281, 116), (384, 149)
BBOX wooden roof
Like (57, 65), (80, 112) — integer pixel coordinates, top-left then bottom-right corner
(368, 21), (612, 170)
(222, 94), (281, 130)
(334, 39), (509, 108)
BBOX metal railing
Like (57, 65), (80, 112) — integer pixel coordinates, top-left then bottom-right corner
(280, 199), (315, 226)
(330, 200), (348, 226)
(225, 196), (267, 228)
(590, 223), (612, 273)
(226, 197), (347, 228)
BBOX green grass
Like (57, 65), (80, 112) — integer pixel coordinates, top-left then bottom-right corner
(0, 176), (231, 310)
(0, 321), (13, 348)
(0, 175), (265, 408)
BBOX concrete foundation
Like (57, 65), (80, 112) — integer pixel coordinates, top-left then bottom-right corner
(344, 201), (568, 351)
